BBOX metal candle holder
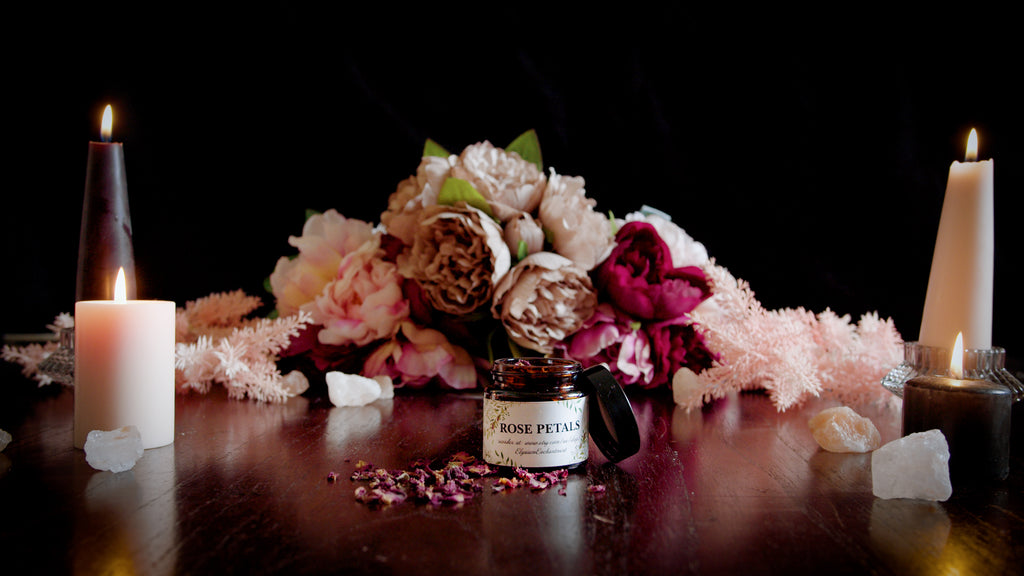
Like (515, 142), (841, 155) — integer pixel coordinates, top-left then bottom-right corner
(881, 341), (1024, 401)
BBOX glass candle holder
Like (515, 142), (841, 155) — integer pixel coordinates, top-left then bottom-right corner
(881, 341), (1024, 401)
(36, 327), (75, 386)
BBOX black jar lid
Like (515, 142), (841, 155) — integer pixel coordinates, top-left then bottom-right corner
(580, 365), (641, 463)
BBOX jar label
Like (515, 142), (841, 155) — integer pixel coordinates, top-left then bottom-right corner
(483, 397), (589, 468)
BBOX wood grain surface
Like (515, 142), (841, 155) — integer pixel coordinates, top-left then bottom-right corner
(2, 366), (1023, 575)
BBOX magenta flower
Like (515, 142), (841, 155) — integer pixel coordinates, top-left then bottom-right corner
(561, 303), (655, 386)
(594, 221), (711, 321)
(645, 317), (716, 388)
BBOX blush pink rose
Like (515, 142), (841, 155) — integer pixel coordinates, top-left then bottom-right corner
(595, 221), (711, 321)
(269, 210), (376, 316)
(362, 321), (478, 389)
(305, 237), (409, 348)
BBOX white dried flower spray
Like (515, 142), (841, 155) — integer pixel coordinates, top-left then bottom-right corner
(173, 290), (314, 403)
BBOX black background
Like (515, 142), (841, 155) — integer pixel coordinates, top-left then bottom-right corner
(4, 7), (1021, 361)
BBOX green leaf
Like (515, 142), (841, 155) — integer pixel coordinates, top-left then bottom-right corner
(438, 178), (494, 218)
(423, 138), (450, 158)
(608, 211), (619, 235)
(517, 240), (529, 261)
(305, 208), (321, 222)
(543, 226), (555, 245)
(506, 129), (543, 171)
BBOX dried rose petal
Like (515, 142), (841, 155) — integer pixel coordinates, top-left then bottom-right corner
(348, 454), (570, 508)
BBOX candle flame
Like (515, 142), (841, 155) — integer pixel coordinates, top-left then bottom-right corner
(950, 331), (964, 379)
(965, 128), (978, 162)
(114, 267), (127, 302)
(101, 105), (113, 142)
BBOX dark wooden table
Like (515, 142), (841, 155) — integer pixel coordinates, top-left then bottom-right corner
(3, 364), (1024, 575)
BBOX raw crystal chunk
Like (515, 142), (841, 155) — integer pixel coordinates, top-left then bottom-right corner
(281, 370), (310, 396)
(872, 429), (952, 501)
(326, 371), (383, 407)
(808, 406), (882, 453)
(84, 426), (145, 473)
(0, 428), (11, 452)
(373, 375), (395, 399)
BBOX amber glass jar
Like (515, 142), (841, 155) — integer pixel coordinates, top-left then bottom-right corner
(483, 358), (589, 470)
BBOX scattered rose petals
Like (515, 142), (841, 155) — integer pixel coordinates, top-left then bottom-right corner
(345, 453), (579, 507)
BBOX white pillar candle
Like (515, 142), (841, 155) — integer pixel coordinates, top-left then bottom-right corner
(918, 129), (994, 350)
(74, 269), (175, 449)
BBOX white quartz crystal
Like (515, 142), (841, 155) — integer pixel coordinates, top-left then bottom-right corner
(872, 429), (952, 502)
(84, 426), (145, 473)
(281, 370), (310, 396)
(326, 371), (383, 407)
(0, 428), (11, 452)
(373, 375), (395, 399)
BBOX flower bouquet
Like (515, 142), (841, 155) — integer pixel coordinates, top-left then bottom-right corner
(4, 131), (904, 411)
(263, 130), (903, 410)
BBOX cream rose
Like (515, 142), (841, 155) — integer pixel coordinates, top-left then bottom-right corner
(503, 212), (545, 259)
(538, 170), (615, 271)
(491, 252), (598, 354)
(398, 204), (511, 316)
(380, 155), (455, 244)
(450, 141), (546, 221)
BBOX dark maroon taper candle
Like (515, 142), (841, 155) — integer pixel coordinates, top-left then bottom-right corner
(76, 104), (136, 301)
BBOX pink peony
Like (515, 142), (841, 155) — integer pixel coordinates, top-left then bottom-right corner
(362, 321), (477, 389)
(451, 141), (546, 221)
(562, 303), (655, 386)
(538, 170), (615, 271)
(398, 204), (511, 316)
(270, 210), (376, 316)
(305, 237), (409, 348)
(491, 252), (598, 355)
(595, 221), (712, 321)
